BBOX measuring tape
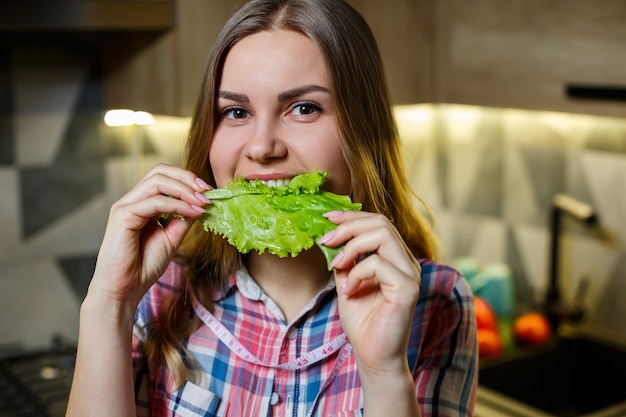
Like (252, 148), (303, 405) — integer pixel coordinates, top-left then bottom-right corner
(191, 295), (349, 370)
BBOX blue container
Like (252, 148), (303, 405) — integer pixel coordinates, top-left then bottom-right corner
(471, 263), (515, 318)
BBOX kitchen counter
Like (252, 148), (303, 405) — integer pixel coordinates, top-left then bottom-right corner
(476, 386), (626, 417)
(476, 327), (626, 417)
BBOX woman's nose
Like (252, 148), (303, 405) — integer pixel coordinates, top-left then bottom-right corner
(243, 117), (287, 162)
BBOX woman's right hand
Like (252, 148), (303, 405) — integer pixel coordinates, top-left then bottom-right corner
(87, 163), (211, 309)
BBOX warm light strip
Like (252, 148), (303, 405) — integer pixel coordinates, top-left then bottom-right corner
(104, 109), (155, 126)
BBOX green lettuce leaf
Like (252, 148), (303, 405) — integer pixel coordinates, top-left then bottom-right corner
(200, 172), (361, 269)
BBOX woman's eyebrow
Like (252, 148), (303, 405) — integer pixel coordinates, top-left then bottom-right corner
(278, 85), (329, 102)
(218, 91), (249, 102)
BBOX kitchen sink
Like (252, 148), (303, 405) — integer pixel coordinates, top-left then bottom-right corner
(478, 333), (626, 417)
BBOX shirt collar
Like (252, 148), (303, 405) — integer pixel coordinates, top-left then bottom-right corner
(235, 267), (336, 299)
(235, 268), (264, 300)
(211, 267), (337, 320)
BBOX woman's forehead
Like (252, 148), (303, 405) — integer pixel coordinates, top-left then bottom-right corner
(219, 30), (329, 92)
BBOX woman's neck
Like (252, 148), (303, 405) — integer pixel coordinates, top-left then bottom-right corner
(244, 248), (331, 323)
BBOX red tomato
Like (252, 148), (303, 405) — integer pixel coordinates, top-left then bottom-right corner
(513, 313), (552, 346)
(474, 296), (498, 331)
(477, 328), (503, 358)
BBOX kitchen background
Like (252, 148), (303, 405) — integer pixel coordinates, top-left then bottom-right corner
(1, 0), (626, 356)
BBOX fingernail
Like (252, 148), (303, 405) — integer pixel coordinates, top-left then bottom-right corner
(330, 251), (344, 269)
(195, 191), (211, 205)
(195, 177), (211, 190)
(340, 281), (349, 295)
(191, 205), (206, 214)
(318, 230), (336, 245)
(322, 211), (342, 219)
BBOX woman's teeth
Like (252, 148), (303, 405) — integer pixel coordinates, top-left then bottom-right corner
(260, 179), (290, 188)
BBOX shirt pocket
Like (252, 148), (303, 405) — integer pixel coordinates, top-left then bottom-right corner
(167, 381), (230, 417)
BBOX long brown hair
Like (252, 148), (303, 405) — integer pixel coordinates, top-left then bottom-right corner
(145, 0), (439, 387)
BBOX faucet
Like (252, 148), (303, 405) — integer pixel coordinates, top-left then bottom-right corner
(545, 194), (597, 331)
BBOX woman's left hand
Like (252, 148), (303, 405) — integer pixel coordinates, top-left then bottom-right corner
(321, 210), (422, 379)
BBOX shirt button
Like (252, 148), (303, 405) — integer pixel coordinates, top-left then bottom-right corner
(288, 328), (298, 340)
(270, 392), (280, 405)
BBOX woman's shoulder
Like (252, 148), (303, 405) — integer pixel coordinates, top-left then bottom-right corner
(417, 258), (472, 300)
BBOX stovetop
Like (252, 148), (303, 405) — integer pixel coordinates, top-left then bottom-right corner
(0, 349), (74, 417)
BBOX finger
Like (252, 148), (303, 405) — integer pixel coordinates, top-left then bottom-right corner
(143, 163), (211, 192)
(161, 215), (197, 244)
(122, 164), (213, 196)
(148, 164), (213, 192)
(323, 211), (401, 246)
(112, 194), (206, 231)
(321, 211), (392, 250)
(325, 213), (417, 278)
(132, 169), (207, 204)
(121, 177), (210, 214)
(140, 216), (196, 269)
(338, 254), (420, 305)
(323, 209), (374, 225)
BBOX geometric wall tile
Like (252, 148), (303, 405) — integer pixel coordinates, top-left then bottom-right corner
(503, 146), (541, 224)
(58, 254), (97, 302)
(441, 213), (483, 258)
(16, 193), (108, 260)
(0, 259), (80, 350)
(445, 143), (482, 212)
(0, 168), (20, 262)
(581, 151), (626, 245)
(467, 217), (508, 264)
(442, 108), (486, 212)
(142, 132), (158, 156)
(520, 146), (566, 228)
(506, 225), (535, 305)
(0, 42), (13, 166)
(593, 252), (626, 335)
(564, 151), (596, 217)
(20, 68), (105, 238)
(15, 64), (85, 166)
(142, 115), (189, 160)
(404, 138), (443, 213)
(585, 119), (626, 154)
(508, 223), (549, 303)
(433, 210), (457, 262)
(464, 113), (504, 218)
(99, 125), (159, 158)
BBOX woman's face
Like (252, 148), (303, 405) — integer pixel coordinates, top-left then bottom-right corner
(209, 30), (351, 195)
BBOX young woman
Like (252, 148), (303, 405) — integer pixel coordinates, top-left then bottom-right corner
(66, 0), (477, 416)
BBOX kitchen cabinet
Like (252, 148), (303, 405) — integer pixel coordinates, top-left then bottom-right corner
(103, 0), (436, 115)
(432, 0), (626, 117)
(346, 0), (436, 104)
(348, 0), (626, 114)
(104, 1), (626, 117)
(103, 0), (242, 116)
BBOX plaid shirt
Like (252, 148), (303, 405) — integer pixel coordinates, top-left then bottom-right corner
(132, 259), (477, 417)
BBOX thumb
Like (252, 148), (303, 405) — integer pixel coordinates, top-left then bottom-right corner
(333, 268), (350, 297)
(162, 217), (196, 251)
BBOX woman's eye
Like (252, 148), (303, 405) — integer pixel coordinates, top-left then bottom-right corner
(292, 102), (322, 116)
(223, 107), (248, 119)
